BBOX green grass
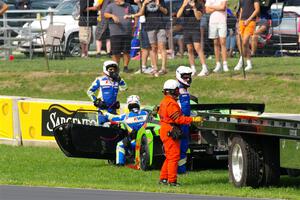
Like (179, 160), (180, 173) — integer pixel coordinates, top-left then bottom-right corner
(1, 55), (300, 199)
(0, 144), (300, 199)
(1, 55), (300, 113)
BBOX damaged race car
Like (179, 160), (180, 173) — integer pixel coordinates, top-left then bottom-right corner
(52, 103), (265, 171)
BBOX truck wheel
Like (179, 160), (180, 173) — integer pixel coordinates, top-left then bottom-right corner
(261, 138), (280, 186)
(140, 135), (151, 171)
(229, 135), (263, 188)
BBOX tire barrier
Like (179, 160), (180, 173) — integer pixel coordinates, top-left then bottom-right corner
(0, 96), (127, 147)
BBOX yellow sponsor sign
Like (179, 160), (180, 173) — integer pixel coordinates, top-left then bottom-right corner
(18, 100), (95, 141)
(0, 98), (14, 139)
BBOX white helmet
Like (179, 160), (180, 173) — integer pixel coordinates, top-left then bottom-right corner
(102, 60), (119, 76)
(163, 79), (180, 90)
(176, 66), (192, 87)
(127, 95), (141, 112)
(163, 79), (180, 97)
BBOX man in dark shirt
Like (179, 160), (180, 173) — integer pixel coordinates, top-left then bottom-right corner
(132, 0), (168, 77)
(177, 0), (209, 77)
(234, 0), (259, 71)
(79, 0), (97, 58)
(104, 0), (136, 72)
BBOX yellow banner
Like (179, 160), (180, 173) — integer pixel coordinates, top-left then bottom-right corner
(0, 98), (14, 139)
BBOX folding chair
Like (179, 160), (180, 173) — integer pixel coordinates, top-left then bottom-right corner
(45, 24), (66, 59)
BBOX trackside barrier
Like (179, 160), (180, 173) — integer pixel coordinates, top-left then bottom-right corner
(0, 96), (26, 146)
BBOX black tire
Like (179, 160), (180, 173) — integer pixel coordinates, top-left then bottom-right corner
(66, 33), (81, 57)
(261, 138), (280, 186)
(286, 169), (300, 177)
(229, 135), (263, 188)
(140, 135), (151, 171)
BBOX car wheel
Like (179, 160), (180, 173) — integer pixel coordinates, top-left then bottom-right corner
(229, 135), (263, 188)
(140, 135), (151, 171)
(66, 33), (81, 57)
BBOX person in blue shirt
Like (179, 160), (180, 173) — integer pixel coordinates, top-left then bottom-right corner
(175, 66), (193, 174)
(87, 60), (127, 124)
(106, 95), (148, 166)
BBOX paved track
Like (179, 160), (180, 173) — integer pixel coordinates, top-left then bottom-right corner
(0, 185), (275, 200)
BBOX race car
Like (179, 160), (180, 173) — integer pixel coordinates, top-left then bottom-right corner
(52, 103), (265, 170)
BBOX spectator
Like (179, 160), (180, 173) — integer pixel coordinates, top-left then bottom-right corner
(234, 0), (260, 71)
(177, 0), (209, 77)
(172, 18), (185, 58)
(199, 0), (208, 58)
(79, 0), (98, 58)
(251, 17), (269, 56)
(105, 95), (148, 166)
(0, 0), (8, 16)
(105, 0), (136, 73)
(133, 0), (169, 77)
(95, 0), (112, 58)
(298, 18), (300, 44)
(158, 79), (202, 186)
(134, 0), (152, 74)
(226, 9), (237, 57)
(87, 60), (127, 124)
(206, 0), (229, 73)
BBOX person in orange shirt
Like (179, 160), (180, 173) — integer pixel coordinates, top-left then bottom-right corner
(158, 79), (202, 186)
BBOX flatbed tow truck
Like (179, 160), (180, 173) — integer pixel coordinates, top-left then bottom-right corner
(53, 103), (300, 188)
(190, 103), (300, 188)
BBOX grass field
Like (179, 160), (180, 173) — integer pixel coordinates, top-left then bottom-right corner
(1, 55), (300, 199)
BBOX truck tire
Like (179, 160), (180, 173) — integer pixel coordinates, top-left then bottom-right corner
(140, 135), (151, 171)
(229, 135), (263, 188)
(261, 138), (280, 186)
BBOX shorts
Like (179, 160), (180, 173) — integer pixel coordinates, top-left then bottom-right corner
(209, 23), (227, 39)
(147, 29), (167, 44)
(200, 14), (208, 28)
(173, 34), (183, 41)
(79, 26), (92, 44)
(184, 31), (200, 44)
(140, 25), (150, 49)
(110, 35), (132, 55)
(239, 20), (256, 37)
(95, 23), (110, 40)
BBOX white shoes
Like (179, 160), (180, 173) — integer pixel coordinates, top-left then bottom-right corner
(244, 64), (252, 71)
(213, 63), (222, 73)
(223, 64), (229, 72)
(190, 65), (196, 76)
(197, 66), (209, 76)
(134, 67), (153, 74)
(234, 62), (243, 71)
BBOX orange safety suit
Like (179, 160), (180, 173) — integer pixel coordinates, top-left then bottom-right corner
(158, 95), (192, 183)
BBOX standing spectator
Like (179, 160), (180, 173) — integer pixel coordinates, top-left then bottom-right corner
(134, 0), (152, 74)
(79, 0), (97, 58)
(199, 0), (208, 60)
(234, 0), (260, 71)
(251, 17), (269, 56)
(0, 0), (8, 16)
(105, 0), (136, 73)
(226, 8), (237, 57)
(95, 0), (112, 58)
(177, 0), (209, 77)
(206, 0), (229, 73)
(158, 79), (202, 186)
(133, 0), (169, 77)
(298, 18), (300, 44)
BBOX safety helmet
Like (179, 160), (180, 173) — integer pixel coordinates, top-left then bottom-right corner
(127, 95), (141, 113)
(102, 60), (119, 80)
(163, 79), (180, 97)
(176, 66), (192, 87)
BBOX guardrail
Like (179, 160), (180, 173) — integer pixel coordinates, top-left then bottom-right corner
(0, 9), (57, 60)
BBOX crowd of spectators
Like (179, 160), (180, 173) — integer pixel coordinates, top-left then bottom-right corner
(79, 0), (268, 76)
